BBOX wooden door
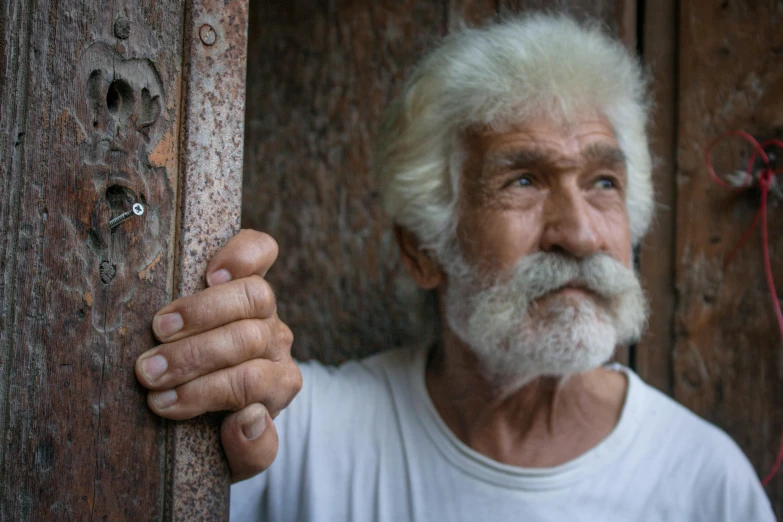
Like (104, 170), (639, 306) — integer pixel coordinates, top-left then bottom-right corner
(0, 0), (247, 518)
(640, 0), (783, 513)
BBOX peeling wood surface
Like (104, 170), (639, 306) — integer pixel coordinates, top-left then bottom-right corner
(675, 0), (783, 511)
(0, 0), (244, 518)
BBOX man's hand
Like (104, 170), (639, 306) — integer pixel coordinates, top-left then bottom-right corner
(135, 229), (301, 482)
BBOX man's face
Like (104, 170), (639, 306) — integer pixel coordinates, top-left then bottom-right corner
(455, 114), (632, 274)
(441, 115), (647, 392)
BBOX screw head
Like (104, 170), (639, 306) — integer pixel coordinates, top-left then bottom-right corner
(199, 24), (217, 46)
(132, 203), (145, 216)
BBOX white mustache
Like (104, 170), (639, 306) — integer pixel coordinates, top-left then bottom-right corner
(504, 251), (641, 306)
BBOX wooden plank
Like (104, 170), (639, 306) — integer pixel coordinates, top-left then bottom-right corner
(0, 0), (185, 518)
(636, 0), (677, 395)
(675, 0), (783, 510)
(242, 1), (447, 364)
(498, 0), (635, 44)
(0, 0), (245, 517)
(449, 0), (498, 27)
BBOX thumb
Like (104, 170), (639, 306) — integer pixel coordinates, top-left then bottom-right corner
(221, 403), (279, 483)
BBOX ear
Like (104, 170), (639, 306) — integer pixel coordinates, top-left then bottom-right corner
(394, 225), (443, 289)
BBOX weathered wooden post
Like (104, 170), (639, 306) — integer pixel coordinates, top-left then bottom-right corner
(0, 0), (247, 518)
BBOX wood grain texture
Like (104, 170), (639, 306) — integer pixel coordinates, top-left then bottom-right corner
(636, 0), (677, 395)
(449, 0), (498, 27)
(498, 0), (635, 45)
(0, 0), (183, 518)
(675, 0), (783, 510)
(0, 0), (241, 518)
(242, 1), (447, 363)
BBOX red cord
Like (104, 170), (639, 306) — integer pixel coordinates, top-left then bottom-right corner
(704, 132), (783, 486)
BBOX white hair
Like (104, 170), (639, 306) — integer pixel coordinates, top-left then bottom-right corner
(375, 14), (653, 258)
(444, 250), (649, 394)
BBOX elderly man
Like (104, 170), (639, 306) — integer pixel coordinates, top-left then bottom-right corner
(135, 14), (775, 521)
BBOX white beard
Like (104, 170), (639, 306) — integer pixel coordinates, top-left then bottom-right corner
(442, 250), (648, 394)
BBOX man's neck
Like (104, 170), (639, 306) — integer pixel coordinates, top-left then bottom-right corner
(425, 333), (628, 468)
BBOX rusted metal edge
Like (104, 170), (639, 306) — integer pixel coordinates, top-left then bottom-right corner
(167, 0), (249, 519)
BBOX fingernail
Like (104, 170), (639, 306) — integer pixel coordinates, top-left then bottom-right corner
(208, 268), (232, 286)
(153, 313), (183, 339)
(141, 355), (167, 382)
(242, 411), (266, 441)
(151, 390), (177, 409)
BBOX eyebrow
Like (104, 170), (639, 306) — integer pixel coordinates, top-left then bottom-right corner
(485, 144), (627, 171)
(583, 144), (627, 168)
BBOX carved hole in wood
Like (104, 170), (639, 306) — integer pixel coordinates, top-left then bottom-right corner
(86, 70), (104, 128)
(106, 184), (140, 236)
(77, 44), (167, 157)
(106, 184), (137, 214)
(138, 88), (161, 140)
(87, 228), (106, 254)
(106, 79), (135, 124)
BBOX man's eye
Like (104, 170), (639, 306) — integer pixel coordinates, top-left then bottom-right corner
(594, 177), (616, 189)
(515, 175), (533, 187)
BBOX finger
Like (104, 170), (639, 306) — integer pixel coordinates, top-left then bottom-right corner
(222, 404), (279, 483)
(137, 318), (294, 391)
(146, 359), (302, 420)
(151, 276), (276, 343)
(205, 229), (279, 287)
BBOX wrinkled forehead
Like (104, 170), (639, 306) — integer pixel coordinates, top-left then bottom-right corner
(459, 112), (623, 173)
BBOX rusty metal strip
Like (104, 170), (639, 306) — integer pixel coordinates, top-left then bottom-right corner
(168, 0), (249, 519)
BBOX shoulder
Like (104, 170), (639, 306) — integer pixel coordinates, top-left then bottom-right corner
(624, 369), (775, 520)
(630, 374), (744, 460)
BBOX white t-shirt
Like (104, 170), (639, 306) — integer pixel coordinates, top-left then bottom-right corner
(230, 346), (776, 521)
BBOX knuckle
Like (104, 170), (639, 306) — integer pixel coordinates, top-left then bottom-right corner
(226, 322), (247, 361)
(229, 363), (264, 410)
(283, 363), (303, 397)
(227, 367), (248, 410)
(290, 366), (303, 395)
(271, 365), (301, 413)
(237, 319), (268, 357)
(177, 336), (202, 375)
(242, 276), (275, 317)
(277, 322), (294, 349)
(182, 298), (208, 330)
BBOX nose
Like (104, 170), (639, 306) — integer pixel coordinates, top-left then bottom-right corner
(539, 183), (602, 258)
